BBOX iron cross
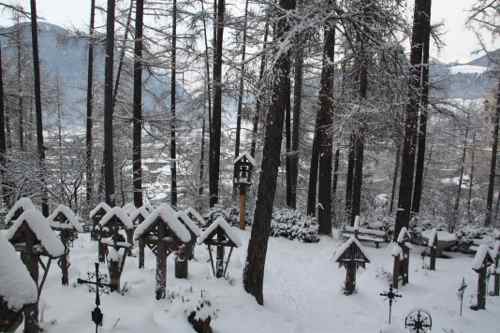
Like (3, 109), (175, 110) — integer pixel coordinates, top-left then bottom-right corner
(380, 284), (402, 324)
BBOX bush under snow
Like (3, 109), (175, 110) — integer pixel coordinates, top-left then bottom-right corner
(270, 209), (319, 243)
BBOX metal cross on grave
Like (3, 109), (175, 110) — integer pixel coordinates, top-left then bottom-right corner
(77, 263), (111, 333)
(379, 284), (402, 324)
(404, 309), (432, 333)
(457, 277), (467, 317)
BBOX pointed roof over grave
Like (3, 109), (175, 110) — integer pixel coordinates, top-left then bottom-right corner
(397, 227), (411, 243)
(184, 207), (206, 227)
(89, 202), (111, 219)
(129, 206), (150, 224)
(472, 244), (494, 272)
(333, 236), (370, 266)
(48, 204), (83, 232)
(427, 228), (438, 247)
(99, 207), (134, 230)
(6, 209), (65, 258)
(198, 216), (242, 247)
(0, 234), (37, 311)
(491, 241), (500, 260)
(5, 197), (36, 225)
(176, 211), (202, 237)
(122, 202), (137, 216)
(234, 151), (257, 167)
(133, 204), (191, 243)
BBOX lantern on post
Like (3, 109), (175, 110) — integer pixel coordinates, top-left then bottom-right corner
(470, 244), (494, 310)
(133, 204), (191, 299)
(48, 204), (83, 285)
(6, 209), (65, 333)
(198, 217), (242, 278)
(89, 202), (111, 241)
(233, 152), (256, 230)
(4, 197), (36, 228)
(393, 227), (411, 288)
(333, 235), (370, 295)
(0, 234), (38, 333)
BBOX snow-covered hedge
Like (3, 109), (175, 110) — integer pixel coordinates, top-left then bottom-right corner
(270, 209), (319, 243)
(205, 205), (252, 228)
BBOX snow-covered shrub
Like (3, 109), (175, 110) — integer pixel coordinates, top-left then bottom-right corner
(205, 205), (252, 228)
(270, 209), (319, 243)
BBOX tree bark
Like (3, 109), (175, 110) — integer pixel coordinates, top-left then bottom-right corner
(485, 78), (500, 226)
(15, 16), (24, 152)
(86, 0), (96, 210)
(345, 134), (355, 223)
(244, 0), (295, 305)
(317, 17), (336, 235)
(389, 140), (402, 213)
(170, 0), (178, 207)
(133, 0), (144, 208)
(209, 0), (225, 207)
(307, 118), (320, 216)
(30, 0), (49, 217)
(0, 41), (6, 204)
(104, 0), (116, 206)
(452, 124), (469, 231)
(467, 133), (476, 220)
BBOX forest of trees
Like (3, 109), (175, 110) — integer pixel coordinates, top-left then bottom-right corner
(0, 0), (498, 306)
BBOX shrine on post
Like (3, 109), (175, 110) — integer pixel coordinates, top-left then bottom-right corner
(89, 202), (111, 241)
(133, 204), (191, 299)
(392, 227), (411, 288)
(198, 216), (242, 278)
(176, 210), (202, 262)
(4, 197), (36, 228)
(233, 152), (255, 230)
(470, 244), (493, 310)
(48, 204), (83, 285)
(333, 234), (370, 295)
(0, 233), (38, 333)
(6, 209), (65, 333)
(98, 207), (134, 263)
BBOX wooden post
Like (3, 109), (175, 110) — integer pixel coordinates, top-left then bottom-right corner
(401, 245), (409, 285)
(60, 231), (69, 286)
(156, 224), (167, 300)
(429, 243), (436, 271)
(393, 255), (400, 289)
(345, 262), (356, 295)
(216, 229), (225, 278)
(22, 233), (39, 333)
(493, 253), (499, 296)
(98, 241), (106, 263)
(475, 266), (487, 309)
(175, 244), (188, 279)
(108, 257), (121, 292)
(239, 185), (246, 230)
(138, 238), (145, 269)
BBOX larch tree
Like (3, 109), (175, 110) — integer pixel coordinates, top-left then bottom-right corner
(133, 0), (144, 208)
(86, 0), (96, 210)
(170, 0), (178, 207)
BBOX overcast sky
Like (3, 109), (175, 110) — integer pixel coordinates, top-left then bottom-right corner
(0, 0), (496, 64)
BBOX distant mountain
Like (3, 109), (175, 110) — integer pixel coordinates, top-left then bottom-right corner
(0, 22), (192, 128)
(467, 49), (500, 67)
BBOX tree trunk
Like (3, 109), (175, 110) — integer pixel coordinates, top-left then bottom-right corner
(243, 0), (295, 305)
(30, 0), (49, 217)
(468, 133), (476, 220)
(170, 0), (178, 207)
(452, 124), (469, 231)
(0, 41), (6, 204)
(86, 0), (96, 210)
(307, 117), (320, 216)
(317, 18), (336, 235)
(389, 140), (402, 213)
(332, 148), (340, 222)
(485, 78), (500, 226)
(411, 0), (432, 214)
(15, 16), (24, 152)
(104, 0), (116, 206)
(345, 134), (355, 224)
(209, 0), (225, 207)
(133, 0), (144, 208)
(233, 0), (250, 200)
(250, 16), (270, 158)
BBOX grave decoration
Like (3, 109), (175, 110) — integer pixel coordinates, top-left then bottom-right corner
(133, 204), (191, 299)
(470, 244), (493, 310)
(491, 241), (500, 296)
(392, 227), (411, 288)
(99, 208), (134, 292)
(89, 202), (111, 241)
(404, 309), (432, 333)
(77, 263), (109, 333)
(4, 197), (36, 228)
(457, 277), (467, 316)
(198, 216), (242, 278)
(176, 211), (202, 268)
(48, 204), (83, 285)
(6, 209), (65, 333)
(233, 152), (255, 230)
(185, 206), (206, 228)
(379, 284), (402, 324)
(0, 233), (37, 333)
(333, 229), (370, 295)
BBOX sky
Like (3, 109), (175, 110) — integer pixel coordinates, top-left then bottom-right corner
(0, 0), (496, 64)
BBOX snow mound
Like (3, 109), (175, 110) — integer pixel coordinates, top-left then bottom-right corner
(198, 216), (242, 247)
(0, 233), (37, 310)
(48, 204), (83, 232)
(6, 209), (65, 258)
(134, 204), (191, 243)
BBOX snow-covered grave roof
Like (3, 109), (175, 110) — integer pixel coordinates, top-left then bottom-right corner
(426, 229), (438, 247)
(89, 202), (111, 219)
(5, 197), (36, 224)
(133, 204), (191, 243)
(176, 211), (202, 237)
(0, 234), (37, 311)
(198, 216), (242, 247)
(48, 204), (83, 232)
(122, 202), (137, 216)
(472, 244), (494, 271)
(421, 229), (456, 245)
(353, 216), (361, 230)
(184, 207), (205, 227)
(6, 209), (65, 258)
(129, 206), (150, 223)
(99, 207), (134, 230)
(333, 236), (370, 264)
(491, 241), (500, 261)
(397, 227), (411, 243)
(234, 152), (256, 167)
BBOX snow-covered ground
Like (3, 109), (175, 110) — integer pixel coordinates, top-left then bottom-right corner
(32, 230), (499, 333)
